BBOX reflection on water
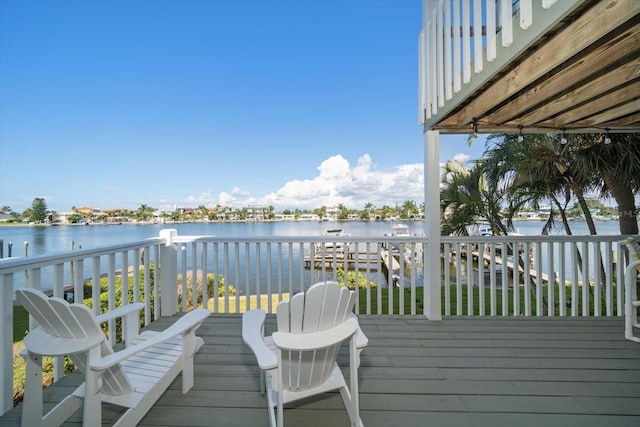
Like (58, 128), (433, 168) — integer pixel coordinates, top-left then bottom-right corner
(31, 227), (46, 255)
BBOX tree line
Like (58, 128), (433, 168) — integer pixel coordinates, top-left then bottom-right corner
(0, 200), (425, 224)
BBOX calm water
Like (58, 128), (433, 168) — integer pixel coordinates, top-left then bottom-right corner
(0, 220), (625, 258)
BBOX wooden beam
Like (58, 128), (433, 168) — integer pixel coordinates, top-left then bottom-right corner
(485, 24), (640, 127)
(529, 78), (640, 129)
(565, 99), (640, 129)
(438, 0), (640, 129)
(509, 57), (640, 128)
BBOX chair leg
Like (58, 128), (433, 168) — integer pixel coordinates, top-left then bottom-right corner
(22, 351), (43, 427)
(83, 348), (102, 427)
(625, 274), (640, 341)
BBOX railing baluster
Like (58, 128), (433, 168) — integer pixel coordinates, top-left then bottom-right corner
(582, 241), (590, 317)
(501, 242), (508, 316)
(455, 242), (462, 315)
(132, 248), (140, 305)
(466, 242), (473, 315)
(234, 242), (241, 312)
(255, 242), (261, 310)
(571, 242), (579, 317)
(558, 242), (566, 316)
(202, 243), (209, 311)
(266, 242), (272, 313)
(443, 242), (451, 315)
(244, 242), (250, 311)
(513, 244), (520, 316)
(121, 251), (129, 308)
(153, 244), (160, 321)
(473, 0), (483, 72)
(546, 242), (554, 316)
(143, 247), (151, 324)
(523, 242), (531, 316)
(489, 242), (497, 316)
(594, 241), (602, 317)
(535, 242), (543, 316)
(500, 0), (513, 46)
(376, 243), (383, 315)
(191, 242), (198, 311)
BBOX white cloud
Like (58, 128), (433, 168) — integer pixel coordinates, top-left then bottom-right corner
(184, 191), (215, 206)
(452, 152), (470, 164)
(212, 154), (425, 210)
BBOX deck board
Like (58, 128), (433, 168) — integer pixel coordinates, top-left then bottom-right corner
(2, 315), (639, 427)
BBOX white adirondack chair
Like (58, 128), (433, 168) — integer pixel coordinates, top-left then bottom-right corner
(622, 237), (640, 342)
(15, 288), (210, 427)
(242, 281), (368, 427)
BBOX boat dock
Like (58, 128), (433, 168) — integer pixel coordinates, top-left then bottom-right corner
(466, 250), (551, 283)
(303, 251), (381, 269)
(380, 247), (401, 287)
(305, 246), (407, 289)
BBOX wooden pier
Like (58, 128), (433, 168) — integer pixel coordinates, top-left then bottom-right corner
(467, 250), (551, 284)
(380, 247), (401, 287)
(304, 246), (418, 288)
(303, 252), (381, 269)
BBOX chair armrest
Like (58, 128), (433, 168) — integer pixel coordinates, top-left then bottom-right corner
(95, 302), (145, 324)
(95, 302), (146, 345)
(90, 309), (210, 371)
(351, 313), (368, 349)
(242, 309), (277, 370)
(23, 327), (104, 357)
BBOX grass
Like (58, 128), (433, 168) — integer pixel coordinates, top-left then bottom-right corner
(208, 294), (289, 312)
(13, 306), (28, 343)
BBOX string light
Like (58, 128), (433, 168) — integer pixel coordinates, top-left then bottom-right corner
(560, 128), (567, 145)
(604, 128), (611, 145)
(517, 126), (524, 142)
(472, 118), (478, 138)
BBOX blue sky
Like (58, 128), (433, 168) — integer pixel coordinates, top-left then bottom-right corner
(0, 0), (483, 213)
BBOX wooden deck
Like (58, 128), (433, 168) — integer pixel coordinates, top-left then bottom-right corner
(2, 315), (640, 426)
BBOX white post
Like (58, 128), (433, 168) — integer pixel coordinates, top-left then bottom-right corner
(424, 130), (442, 320)
(0, 273), (12, 414)
(159, 229), (178, 316)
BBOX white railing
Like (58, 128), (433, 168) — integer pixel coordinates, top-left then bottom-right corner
(0, 228), (634, 414)
(443, 235), (629, 317)
(419, 0), (577, 126)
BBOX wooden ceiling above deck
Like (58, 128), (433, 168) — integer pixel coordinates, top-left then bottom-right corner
(431, 0), (640, 135)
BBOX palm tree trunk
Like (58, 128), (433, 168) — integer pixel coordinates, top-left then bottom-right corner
(602, 169), (638, 235)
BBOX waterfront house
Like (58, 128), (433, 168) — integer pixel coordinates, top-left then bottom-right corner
(1, 1), (640, 425)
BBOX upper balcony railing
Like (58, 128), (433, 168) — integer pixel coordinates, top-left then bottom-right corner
(418, 0), (574, 127)
(0, 228), (634, 414)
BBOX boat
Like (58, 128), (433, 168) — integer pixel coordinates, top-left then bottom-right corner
(466, 220), (524, 236)
(385, 224), (412, 237)
(314, 229), (351, 259)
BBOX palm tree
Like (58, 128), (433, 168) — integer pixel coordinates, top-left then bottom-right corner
(440, 159), (507, 236)
(570, 133), (640, 235)
(483, 133), (598, 236)
(135, 204), (157, 222)
(364, 202), (374, 219)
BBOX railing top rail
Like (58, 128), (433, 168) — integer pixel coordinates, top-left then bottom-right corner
(173, 235), (430, 244)
(0, 237), (165, 275)
(442, 234), (633, 244)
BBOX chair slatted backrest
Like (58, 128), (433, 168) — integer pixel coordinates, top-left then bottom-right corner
(624, 237), (640, 261)
(15, 288), (133, 395)
(275, 281), (356, 391)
